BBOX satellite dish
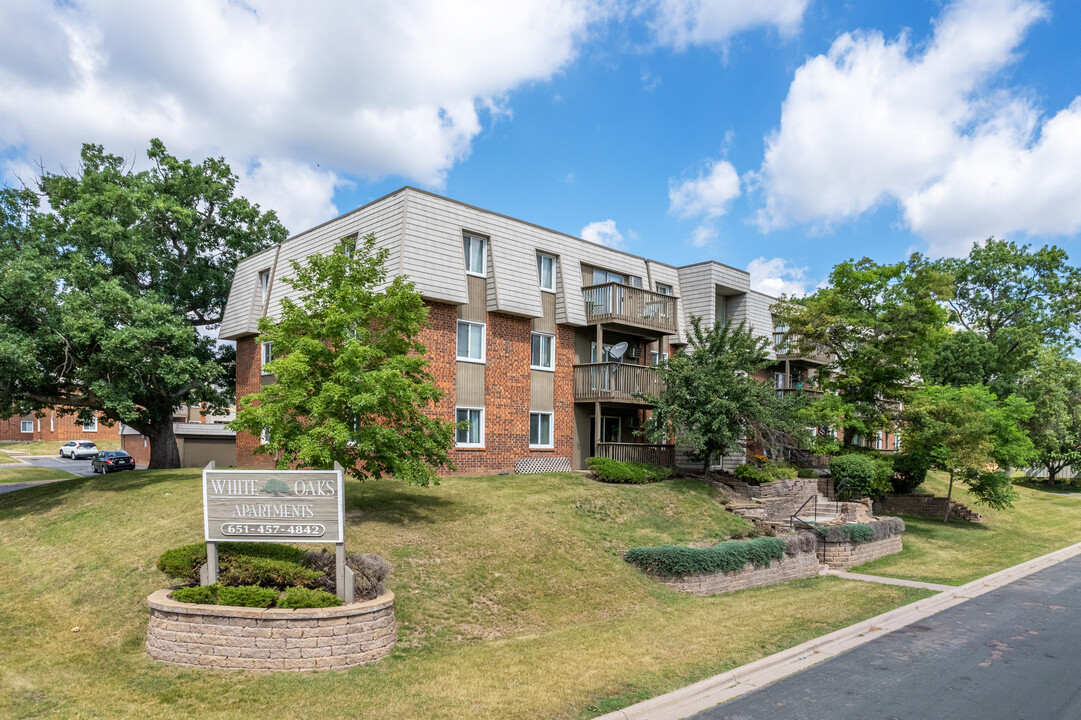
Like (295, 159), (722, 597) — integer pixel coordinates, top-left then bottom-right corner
(610, 342), (628, 361)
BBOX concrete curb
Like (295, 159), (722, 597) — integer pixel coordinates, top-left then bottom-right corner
(594, 539), (1081, 720)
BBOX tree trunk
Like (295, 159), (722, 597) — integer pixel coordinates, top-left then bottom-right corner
(942, 469), (954, 524)
(1048, 466), (1057, 488)
(146, 422), (182, 469)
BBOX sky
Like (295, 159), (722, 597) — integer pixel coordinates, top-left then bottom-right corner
(2, 0), (1081, 297)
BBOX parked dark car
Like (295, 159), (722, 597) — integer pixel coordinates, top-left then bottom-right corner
(91, 450), (136, 474)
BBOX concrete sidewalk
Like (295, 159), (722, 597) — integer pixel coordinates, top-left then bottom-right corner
(595, 540), (1081, 720)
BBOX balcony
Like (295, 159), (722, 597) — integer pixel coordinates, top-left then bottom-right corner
(774, 334), (830, 365)
(595, 442), (675, 468)
(573, 363), (664, 404)
(582, 283), (678, 335)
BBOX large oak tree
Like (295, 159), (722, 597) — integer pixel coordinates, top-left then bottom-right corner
(0, 140), (287, 467)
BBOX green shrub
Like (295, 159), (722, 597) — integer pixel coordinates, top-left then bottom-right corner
(157, 541), (310, 582)
(830, 454), (890, 501)
(891, 453), (930, 493)
(278, 587), (343, 609)
(218, 555), (323, 589)
(625, 537), (786, 576)
(763, 462), (798, 480)
(171, 584), (217, 604)
(157, 543), (206, 581)
(797, 468), (818, 479)
(586, 457), (672, 484)
(302, 549), (393, 600)
(734, 463), (770, 485)
(217, 584), (280, 608)
(832, 524), (874, 544)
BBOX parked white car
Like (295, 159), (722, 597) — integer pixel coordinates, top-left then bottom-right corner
(60, 441), (98, 459)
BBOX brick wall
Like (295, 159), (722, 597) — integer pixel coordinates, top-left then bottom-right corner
(234, 336), (276, 469)
(650, 542), (822, 596)
(818, 534), (902, 570)
(0, 410), (111, 442)
(873, 494), (983, 522)
(122, 434), (150, 465)
(146, 589), (396, 671)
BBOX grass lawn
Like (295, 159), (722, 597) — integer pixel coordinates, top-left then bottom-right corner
(0, 467), (80, 484)
(0, 450), (17, 464)
(853, 471), (1081, 585)
(0, 439), (121, 456)
(0, 470), (928, 720)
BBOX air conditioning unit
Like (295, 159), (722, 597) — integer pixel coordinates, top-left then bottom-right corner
(626, 346), (641, 359)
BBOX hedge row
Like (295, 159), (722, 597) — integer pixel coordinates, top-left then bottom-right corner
(625, 536), (787, 577)
(171, 583), (343, 609)
(586, 457), (673, 484)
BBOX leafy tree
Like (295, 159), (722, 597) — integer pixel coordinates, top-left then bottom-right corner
(935, 238), (1081, 384)
(640, 317), (797, 474)
(1018, 349), (1081, 486)
(230, 234), (456, 486)
(901, 385), (1033, 521)
(773, 255), (952, 446)
(0, 141), (286, 467)
(922, 330), (1016, 398)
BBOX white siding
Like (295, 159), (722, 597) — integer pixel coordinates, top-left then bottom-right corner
(219, 245), (278, 340)
(746, 290), (778, 357)
(646, 260), (687, 344)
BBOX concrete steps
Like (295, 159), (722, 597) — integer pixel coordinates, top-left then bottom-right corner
(793, 494), (841, 523)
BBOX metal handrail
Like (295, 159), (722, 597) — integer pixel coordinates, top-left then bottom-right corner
(790, 494), (818, 530)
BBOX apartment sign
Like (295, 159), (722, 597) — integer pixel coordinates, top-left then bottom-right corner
(202, 468), (344, 544)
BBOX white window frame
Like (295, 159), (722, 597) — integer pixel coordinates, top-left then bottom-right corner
(261, 341), (273, 375)
(529, 411), (554, 448)
(457, 321), (486, 363)
(260, 428), (270, 446)
(530, 332), (555, 371)
(258, 269), (270, 305)
(655, 282), (672, 295)
(601, 416), (622, 443)
(463, 233), (487, 277)
(455, 407), (484, 448)
(20, 420), (33, 433)
(537, 252), (556, 292)
(82, 416), (98, 432)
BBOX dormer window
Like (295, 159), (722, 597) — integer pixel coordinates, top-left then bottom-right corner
(537, 253), (556, 292)
(259, 270), (270, 304)
(463, 233), (487, 276)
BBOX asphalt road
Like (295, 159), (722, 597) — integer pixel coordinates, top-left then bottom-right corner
(0, 455), (140, 494)
(693, 555), (1081, 720)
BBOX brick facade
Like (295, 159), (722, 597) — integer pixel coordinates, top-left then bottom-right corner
(235, 336), (276, 469)
(0, 409), (110, 443)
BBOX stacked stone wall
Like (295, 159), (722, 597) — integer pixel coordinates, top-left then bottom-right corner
(146, 590), (396, 671)
(650, 545), (822, 596)
(818, 534), (903, 570)
(873, 494), (982, 522)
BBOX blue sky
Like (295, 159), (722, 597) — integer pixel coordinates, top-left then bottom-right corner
(2, 1), (1081, 295)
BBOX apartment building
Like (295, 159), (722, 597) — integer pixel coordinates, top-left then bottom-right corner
(219, 187), (845, 475)
(0, 409), (108, 443)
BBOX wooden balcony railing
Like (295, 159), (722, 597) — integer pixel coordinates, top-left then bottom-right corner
(582, 283), (678, 334)
(774, 334), (830, 364)
(573, 363), (664, 404)
(595, 442), (675, 467)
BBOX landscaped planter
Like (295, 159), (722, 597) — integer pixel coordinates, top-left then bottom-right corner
(818, 534), (902, 570)
(636, 534), (823, 596)
(146, 589), (396, 671)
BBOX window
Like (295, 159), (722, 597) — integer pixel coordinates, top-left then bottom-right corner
(83, 416), (98, 432)
(651, 350), (659, 366)
(457, 321), (485, 362)
(259, 269), (270, 305)
(260, 428), (269, 445)
(537, 253), (556, 292)
(591, 267), (624, 285)
(530, 412), (553, 448)
(590, 342), (615, 363)
(463, 233), (487, 276)
(20, 420), (32, 433)
(893, 432), (901, 450)
(531, 332), (555, 370)
(774, 324), (789, 353)
(456, 407), (483, 447)
(261, 341), (273, 375)
(874, 432), (883, 450)
(656, 283), (672, 295)
(601, 416), (622, 442)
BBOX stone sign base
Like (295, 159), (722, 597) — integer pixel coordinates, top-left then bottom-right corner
(146, 589), (396, 671)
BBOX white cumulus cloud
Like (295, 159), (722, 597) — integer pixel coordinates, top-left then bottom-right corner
(0, 0), (611, 233)
(581, 219), (625, 248)
(669, 159), (741, 218)
(647, 0), (809, 50)
(747, 257), (810, 297)
(752, 0), (1081, 254)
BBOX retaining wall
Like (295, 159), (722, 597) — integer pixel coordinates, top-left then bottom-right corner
(649, 545), (823, 596)
(873, 494), (982, 522)
(146, 589), (396, 671)
(818, 535), (903, 570)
